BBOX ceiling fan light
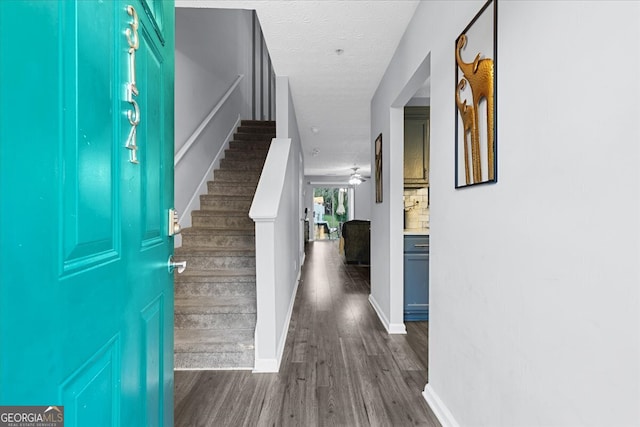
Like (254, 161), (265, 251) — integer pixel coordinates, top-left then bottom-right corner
(349, 166), (363, 185)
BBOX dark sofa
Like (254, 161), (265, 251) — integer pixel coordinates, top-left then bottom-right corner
(341, 220), (370, 264)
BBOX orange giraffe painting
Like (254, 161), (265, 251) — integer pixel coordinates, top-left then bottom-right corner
(456, 33), (495, 182)
(455, 79), (480, 184)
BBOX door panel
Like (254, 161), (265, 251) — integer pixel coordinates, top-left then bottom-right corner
(0, 1), (175, 425)
(139, 25), (165, 247)
(60, 337), (121, 426)
(141, 296), (163, 427)
(60, 0), (120, 274)
(404, 106), (430, 185)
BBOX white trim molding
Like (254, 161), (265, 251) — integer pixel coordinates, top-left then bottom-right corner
(423, 384), (461, 427)
(175, 366), (252, 371)
(253, 352), (278, 373)
(368, 294), (407, 334)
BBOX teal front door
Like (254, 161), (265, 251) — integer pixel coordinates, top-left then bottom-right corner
(0, 1), (175, 425)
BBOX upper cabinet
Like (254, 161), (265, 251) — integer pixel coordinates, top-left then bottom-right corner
(404, 106), (430, 187)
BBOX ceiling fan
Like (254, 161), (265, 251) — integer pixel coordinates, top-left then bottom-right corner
(349, 167), (366, 185)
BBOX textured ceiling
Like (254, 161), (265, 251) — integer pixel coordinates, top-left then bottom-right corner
(176, 0), (420, 177)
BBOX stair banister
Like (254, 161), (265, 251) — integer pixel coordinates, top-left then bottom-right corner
(249, 137), (294, 372)
(249, 139), (289, 221)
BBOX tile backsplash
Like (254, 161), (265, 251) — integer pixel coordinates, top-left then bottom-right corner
(403, 187), (429, 229)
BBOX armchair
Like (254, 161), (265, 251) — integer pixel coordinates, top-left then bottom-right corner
(341, 220), (370, 264)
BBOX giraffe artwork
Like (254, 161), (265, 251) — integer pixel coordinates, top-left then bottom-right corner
(454, 0), (497, 187)
(455, 79), (480, 185)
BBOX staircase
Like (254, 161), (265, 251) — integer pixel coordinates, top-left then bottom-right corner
(174, 120), (275, 369)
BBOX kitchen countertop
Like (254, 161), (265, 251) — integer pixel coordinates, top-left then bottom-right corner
(403, 229), (429, 236)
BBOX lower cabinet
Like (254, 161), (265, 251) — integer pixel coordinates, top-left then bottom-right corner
(404, 235), (429, 321)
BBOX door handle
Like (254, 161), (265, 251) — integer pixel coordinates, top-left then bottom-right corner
(168, 256), (186, 274)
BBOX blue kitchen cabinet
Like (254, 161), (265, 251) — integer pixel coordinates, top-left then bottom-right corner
(404, 235), (429, 321)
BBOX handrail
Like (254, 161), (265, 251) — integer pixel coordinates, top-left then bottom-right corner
(174, 74), (244, 165)
(249, 138), (291, 221)
(177, 116), (240, 227)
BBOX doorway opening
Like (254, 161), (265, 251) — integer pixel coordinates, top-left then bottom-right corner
(389, 52), (431, 382)
(312, 187), (351, 240)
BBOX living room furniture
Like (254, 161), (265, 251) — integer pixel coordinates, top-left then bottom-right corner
(341, 220), (370, 264)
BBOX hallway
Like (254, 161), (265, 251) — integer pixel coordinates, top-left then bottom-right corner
(174, 240), (440, 426)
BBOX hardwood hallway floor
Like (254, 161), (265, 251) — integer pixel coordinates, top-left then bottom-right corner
(174, 240), (440, 427)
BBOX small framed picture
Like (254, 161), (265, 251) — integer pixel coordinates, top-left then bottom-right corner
(375, 133), (383, 203)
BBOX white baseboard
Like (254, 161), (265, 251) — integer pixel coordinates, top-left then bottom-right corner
(423, 384), (460, 427)
(174, 367), (252, 371)
(175, 115), (241, 248)
(388, 321), (407, 334)
(368, 294), (407, 334)
(253, 272), (301, 373)
(252, 358), (279, 373)
(279, 272), (301, 353)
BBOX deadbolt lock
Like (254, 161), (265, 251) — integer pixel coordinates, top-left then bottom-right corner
(168, 208), (181, 236)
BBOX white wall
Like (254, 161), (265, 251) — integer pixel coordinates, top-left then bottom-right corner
(372, 1), (640, 426)
(274, 138), (301, 360)
(174, 8), (253, 236)
(354, 179), (372, 220)
(281, 76), (305, 267)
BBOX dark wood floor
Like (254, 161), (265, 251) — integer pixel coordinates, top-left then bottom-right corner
(174, 240), (440, 426)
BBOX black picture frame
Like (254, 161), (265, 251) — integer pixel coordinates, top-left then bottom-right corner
(454, 0), (498, 189)
(375, 133), (383, 203)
